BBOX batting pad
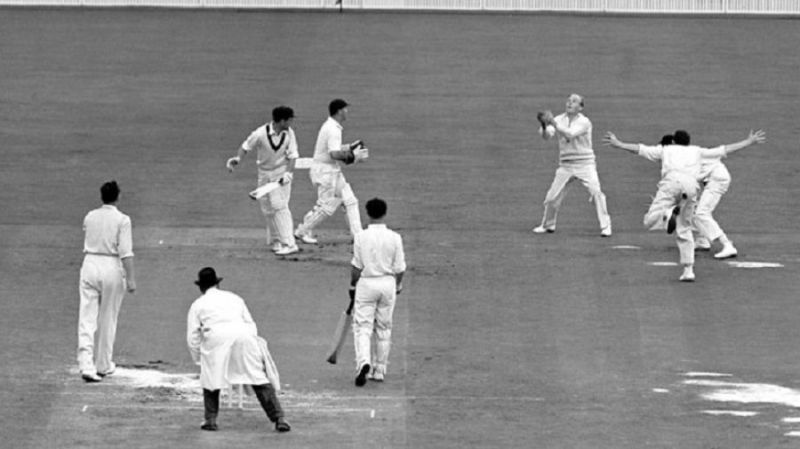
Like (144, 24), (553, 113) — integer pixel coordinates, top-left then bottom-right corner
(249, 181), (281, 200)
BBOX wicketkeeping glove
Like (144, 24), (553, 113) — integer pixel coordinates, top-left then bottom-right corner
(226, 156), (240, 171)
(353, 147), (369, 163)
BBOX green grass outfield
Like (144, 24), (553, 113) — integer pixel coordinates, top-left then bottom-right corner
(1, 9), (799, 449)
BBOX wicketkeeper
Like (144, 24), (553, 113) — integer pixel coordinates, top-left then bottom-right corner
(295, 99), (369, 244)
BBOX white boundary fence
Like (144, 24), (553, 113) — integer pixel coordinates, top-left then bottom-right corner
(1, 0), (798, 14)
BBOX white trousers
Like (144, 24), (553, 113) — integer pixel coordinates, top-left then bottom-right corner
(257, 172), (296, 247)
(694, 172), (731, 242)
(643, 173), (699, 265)
(539, 160), (611, 230)
(77, 255), (126, 374)
(302, 164), (361, 236)
(352, 276), (397, 374)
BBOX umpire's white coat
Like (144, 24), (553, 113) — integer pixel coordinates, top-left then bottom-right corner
(187, 287), (279, 391)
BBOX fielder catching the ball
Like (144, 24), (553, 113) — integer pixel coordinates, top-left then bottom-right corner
(295, 99), (369, 244)
(227, 106), (299, 256)
(534, 93), (613, 237)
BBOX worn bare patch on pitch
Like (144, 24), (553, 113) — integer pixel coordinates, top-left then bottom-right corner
(726, 261), (784, 269)
(106, 368), (203, 400)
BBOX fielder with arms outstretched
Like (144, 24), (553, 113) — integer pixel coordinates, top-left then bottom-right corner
(603, 129), (766, 282)
(534, 93), (612, 237)
(227, 106), (299, 256)
(295, 99), (368, 244)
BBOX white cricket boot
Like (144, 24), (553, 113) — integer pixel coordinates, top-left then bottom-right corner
(679, 266), (696, 282)
(714, 243), (738, 259)
(695, 237), (711, 251)
(532, 225), (555, 234)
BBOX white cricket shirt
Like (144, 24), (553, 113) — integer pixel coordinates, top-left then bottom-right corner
(638, 144), (726, 180)
(312, 117), (343, 169)
(241, 123), (298, 177)
(82, 204), (133, 258)
(553, 113), (595, 162)
(351, 223), (406, 278)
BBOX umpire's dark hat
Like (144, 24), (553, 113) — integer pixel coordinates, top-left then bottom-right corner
(195, 267), (223, 289)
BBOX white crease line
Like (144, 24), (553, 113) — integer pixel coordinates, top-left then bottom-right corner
(684, 372), (733, 377)
(782, 417), (800, 423)
(647, 261), (679, 266)
(702, 410), (758, 417)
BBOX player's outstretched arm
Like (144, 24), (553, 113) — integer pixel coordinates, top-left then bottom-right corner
(602, 132), (640, 154)
(226, 147), (247, 172)
(723, 129), (766, 155)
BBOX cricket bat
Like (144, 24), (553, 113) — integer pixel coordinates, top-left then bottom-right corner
(326, 296), (355, 364)
(248, 181), (281, 200)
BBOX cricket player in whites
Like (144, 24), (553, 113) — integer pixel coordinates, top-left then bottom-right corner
(78, 181), (136, 382)
(227, 106), (299, 256)
(349, 198), (406, 386)
(694, 158), (739, 259)
(534, 93), (612, 237)
(295, 99), (368, 244)
(603, 129), (766, 281)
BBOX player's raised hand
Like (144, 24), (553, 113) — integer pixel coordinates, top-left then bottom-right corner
(749, 129), (766, 144)
(602, 131), (620, 147)
(226, 156), (241, 172)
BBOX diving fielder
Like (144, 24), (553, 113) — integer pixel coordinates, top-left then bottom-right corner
(295, 99), (368, 244)
(534, 94), (612, 237)
(227, 106), (299, 256)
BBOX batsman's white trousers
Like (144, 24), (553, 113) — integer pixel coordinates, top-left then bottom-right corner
(302, 164), (362, 236)
(643, 172), (699, 265)
(78, 254), (126, 374)
(693, 165), (731, 242)
(539, 160), (611, 231)
(257, 172), (296, 247)
(352, 276), (397, 374)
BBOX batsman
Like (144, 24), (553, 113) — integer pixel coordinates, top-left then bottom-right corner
(227, 106), (299, 256)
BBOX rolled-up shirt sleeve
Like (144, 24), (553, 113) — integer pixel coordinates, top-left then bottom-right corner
(393, 235), (406, 274)
(703, 145), (727, 159)
(351, 234), (364, 270)
(637, 144), (664, 163)
(118, 216), (134, 259)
